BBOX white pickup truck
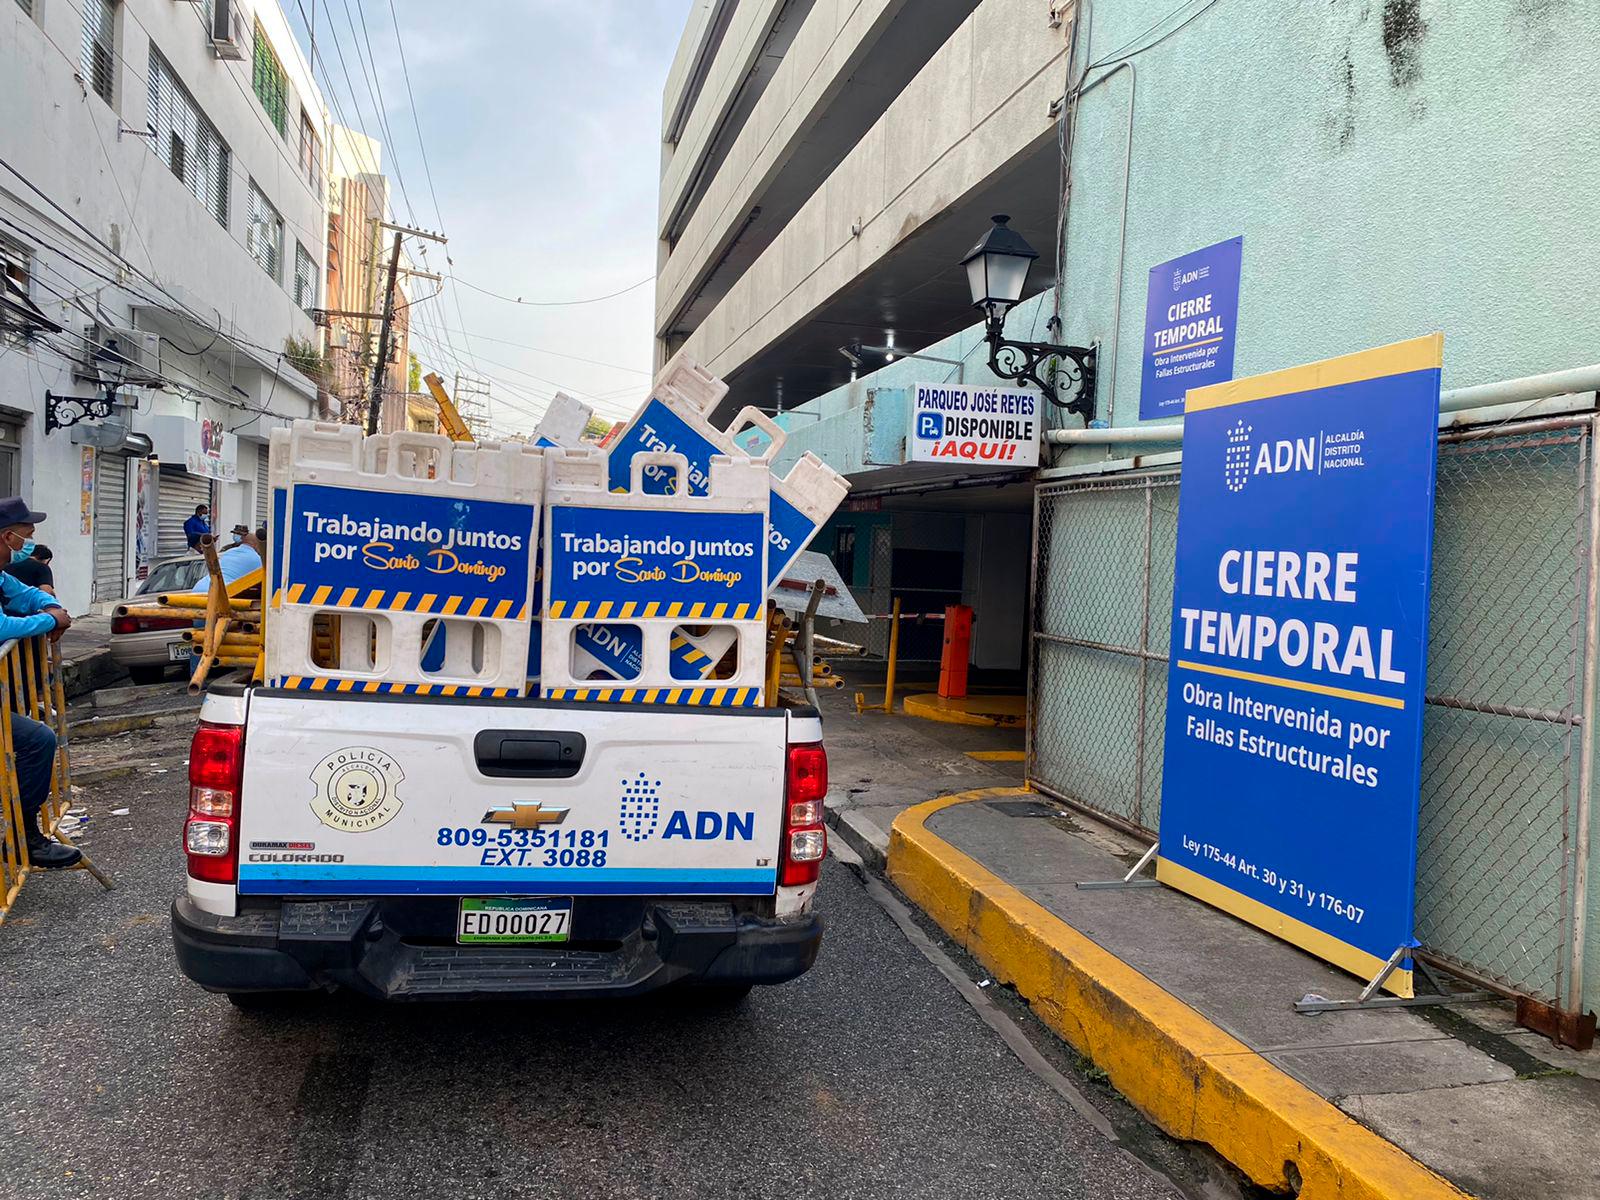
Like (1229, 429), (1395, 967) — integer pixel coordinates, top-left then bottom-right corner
(171, 682), (827, 1004)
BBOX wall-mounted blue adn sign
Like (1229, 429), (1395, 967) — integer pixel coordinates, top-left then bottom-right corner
(283, 483), (536, 617)
(546, 506), (766, 620)
(1154, 335), (1443, 997)
(1139, 237), (1242, 421)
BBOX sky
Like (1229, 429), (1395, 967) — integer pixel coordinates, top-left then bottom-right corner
(283, 0), (696, 438)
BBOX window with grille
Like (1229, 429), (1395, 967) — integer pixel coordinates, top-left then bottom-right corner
(145, 48), (230, 229)
(299, 110), (324, 196)
(251, 20), (289, 135)
(293, 242), (316, 313)
(1, 235), (34, 345)
(15, 0), (35, 18)
(246, 182), (284, 282)
(80, 0), (117, 104)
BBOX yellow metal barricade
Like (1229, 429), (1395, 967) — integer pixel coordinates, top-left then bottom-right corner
(0, 634), (111, 923)
(116, 534), (265, 695)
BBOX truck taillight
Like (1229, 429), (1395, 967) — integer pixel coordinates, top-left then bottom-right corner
(781, 742), (828, 886)
(112, 614), (192, 634)
(185, 722), (244, 884)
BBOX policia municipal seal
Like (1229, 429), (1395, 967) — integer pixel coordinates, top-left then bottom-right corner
(309, 747), (405, 832)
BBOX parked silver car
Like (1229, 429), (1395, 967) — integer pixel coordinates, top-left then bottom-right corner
(109, 555), (208, 684)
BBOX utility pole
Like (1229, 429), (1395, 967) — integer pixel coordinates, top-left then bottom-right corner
(367, 231), (403, 435)
(366, 220), (447, 435)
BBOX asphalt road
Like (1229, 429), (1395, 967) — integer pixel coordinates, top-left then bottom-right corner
(1, 719), (1179, 1200)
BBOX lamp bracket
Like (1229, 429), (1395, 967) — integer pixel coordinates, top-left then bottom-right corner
(984, 315), (1097, 421)
(45, 388), (119, 433)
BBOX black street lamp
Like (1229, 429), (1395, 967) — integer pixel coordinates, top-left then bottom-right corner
(961, 215), (1097, 420)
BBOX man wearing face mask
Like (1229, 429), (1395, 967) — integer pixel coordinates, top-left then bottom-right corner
(0, 498), (77, 868)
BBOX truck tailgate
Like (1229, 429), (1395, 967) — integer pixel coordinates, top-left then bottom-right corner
(235, 691), (788, 898)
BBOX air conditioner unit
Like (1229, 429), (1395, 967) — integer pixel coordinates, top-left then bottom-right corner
(88, 324), (162, 386)
(209, 0), (248, 61)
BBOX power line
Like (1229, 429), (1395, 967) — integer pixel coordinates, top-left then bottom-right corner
(297, 0), (468, 401)
(0, 162), (320, 391)
(12, 2), (446, 432)
(1084, 0), (1219, 70)
(403, 329), (640, 417)
(406, 328), (637, 424)
(452, 274), (655, 308)
(290, 0), (441, 423)
(412, 321), (651, 376)
(381, 0), (481, 385)
(332, 0), (416, 224)
(47, 0), (326, 244)
(23, 272), (300, 421)
(299, 2), (646, 414)
(348, 0), (411, 206)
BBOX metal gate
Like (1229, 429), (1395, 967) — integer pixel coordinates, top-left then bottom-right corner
(91, 450), (127, 602)
(253, 442), (269, 527)
(156, 465), (211, 560)
(1028, 416), (1596, 1014)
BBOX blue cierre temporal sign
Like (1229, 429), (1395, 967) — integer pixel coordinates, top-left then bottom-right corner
(1154, 336), (1442, 997)
(284, 483), (536, 616)
(547, 506), (765, 620)
(1140, 237), (1243, 421)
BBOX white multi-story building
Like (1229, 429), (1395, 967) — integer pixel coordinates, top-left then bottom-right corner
(2, 0), (328, 611)
(656, 0), (1057, 672)
(656, 0), (1051, 412)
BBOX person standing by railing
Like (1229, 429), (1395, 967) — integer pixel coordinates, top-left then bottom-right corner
(0, 498), (75, 868)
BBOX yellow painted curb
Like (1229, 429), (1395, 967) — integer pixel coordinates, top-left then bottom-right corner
(887, 788), (1474, 1200)
(902, 692), (1026, 728)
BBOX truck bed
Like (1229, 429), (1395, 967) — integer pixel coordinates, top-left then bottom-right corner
(234, 687), (792, 899)
(172, 683), (827, 1002)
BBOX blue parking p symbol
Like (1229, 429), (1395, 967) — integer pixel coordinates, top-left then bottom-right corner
(916, 412), (943, 439)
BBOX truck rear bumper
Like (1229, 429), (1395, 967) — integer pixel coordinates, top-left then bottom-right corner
(172, 894), (822, 1000)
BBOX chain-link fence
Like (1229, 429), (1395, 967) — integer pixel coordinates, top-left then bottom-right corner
(1028, 416), (1595, 1011)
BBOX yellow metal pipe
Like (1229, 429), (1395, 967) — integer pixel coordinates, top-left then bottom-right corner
(884, 597), (901, 714)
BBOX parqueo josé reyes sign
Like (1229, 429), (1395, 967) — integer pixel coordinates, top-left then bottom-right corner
(1155, 335), (1443, 997)
(910, 383), (1039, 468)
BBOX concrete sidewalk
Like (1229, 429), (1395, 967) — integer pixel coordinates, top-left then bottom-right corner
(821, 667), (1027, 870)
(59, 612), (125, 697)
(817, 685), (1599, 1200)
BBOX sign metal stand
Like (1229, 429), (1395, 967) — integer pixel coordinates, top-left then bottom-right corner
(1076, 841), (1162, 891)
(1296, 951), (1496, 1014)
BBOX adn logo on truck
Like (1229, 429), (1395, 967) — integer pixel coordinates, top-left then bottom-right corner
(616, 775), (754, 840)
(662, 810), (756, 841)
